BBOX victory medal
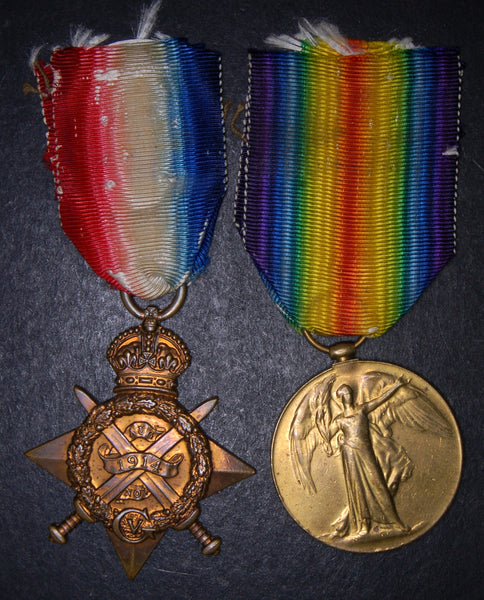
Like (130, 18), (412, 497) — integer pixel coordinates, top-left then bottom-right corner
(272, 349), (461, 552)
(236, 21), (462, 551)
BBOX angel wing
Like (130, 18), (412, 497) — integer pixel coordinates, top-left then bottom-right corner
(289, 377), (335, 494)
(362, 371), (453, 438)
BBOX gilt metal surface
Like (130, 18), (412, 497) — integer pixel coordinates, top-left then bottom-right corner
(272, 359), (462, 552)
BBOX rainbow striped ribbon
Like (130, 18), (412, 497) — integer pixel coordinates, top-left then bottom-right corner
(35, 37), (225, 300)
(236, 34), (461, 336)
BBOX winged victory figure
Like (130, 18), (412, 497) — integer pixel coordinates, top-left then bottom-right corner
(289, 371), (452, 540)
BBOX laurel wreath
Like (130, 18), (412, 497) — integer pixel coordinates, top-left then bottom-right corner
(66, 392), (212, 531)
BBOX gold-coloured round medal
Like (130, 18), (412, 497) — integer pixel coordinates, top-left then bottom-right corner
(271, 359), (462, 552)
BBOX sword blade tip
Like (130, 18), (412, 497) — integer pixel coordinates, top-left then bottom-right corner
(193, 396), (218, 420)
(73, 386), (98, 412)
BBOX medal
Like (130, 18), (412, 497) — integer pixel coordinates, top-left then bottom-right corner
(272, 354), (461, 552)
(26, 5), (253, 578)
(235, 20), (462, 551)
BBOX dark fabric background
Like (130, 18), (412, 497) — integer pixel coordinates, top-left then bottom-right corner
(1, 1), (482, 598)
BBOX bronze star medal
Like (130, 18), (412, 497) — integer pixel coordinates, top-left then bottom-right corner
(27, 303), (254, 578)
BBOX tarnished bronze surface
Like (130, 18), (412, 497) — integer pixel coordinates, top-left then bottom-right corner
(272, 359), (461, 552)
(26, 306), (254, 578)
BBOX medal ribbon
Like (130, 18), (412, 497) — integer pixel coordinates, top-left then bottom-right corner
(35, 37), (226, 300)
(236, 29), (461, 336)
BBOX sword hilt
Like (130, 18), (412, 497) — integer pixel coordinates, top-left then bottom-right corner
(49, 498), (95, 544)
(49, 512), (82, 544)
(188, 520), (221, 555)
(173, 508), (221, 555)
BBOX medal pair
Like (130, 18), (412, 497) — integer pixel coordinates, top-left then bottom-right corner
(27, 9), (462, 577)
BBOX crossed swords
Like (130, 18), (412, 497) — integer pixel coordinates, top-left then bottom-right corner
(49, 388), (221, 555)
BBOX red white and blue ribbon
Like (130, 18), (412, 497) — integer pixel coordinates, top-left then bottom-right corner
(34, 18), (226, 300)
